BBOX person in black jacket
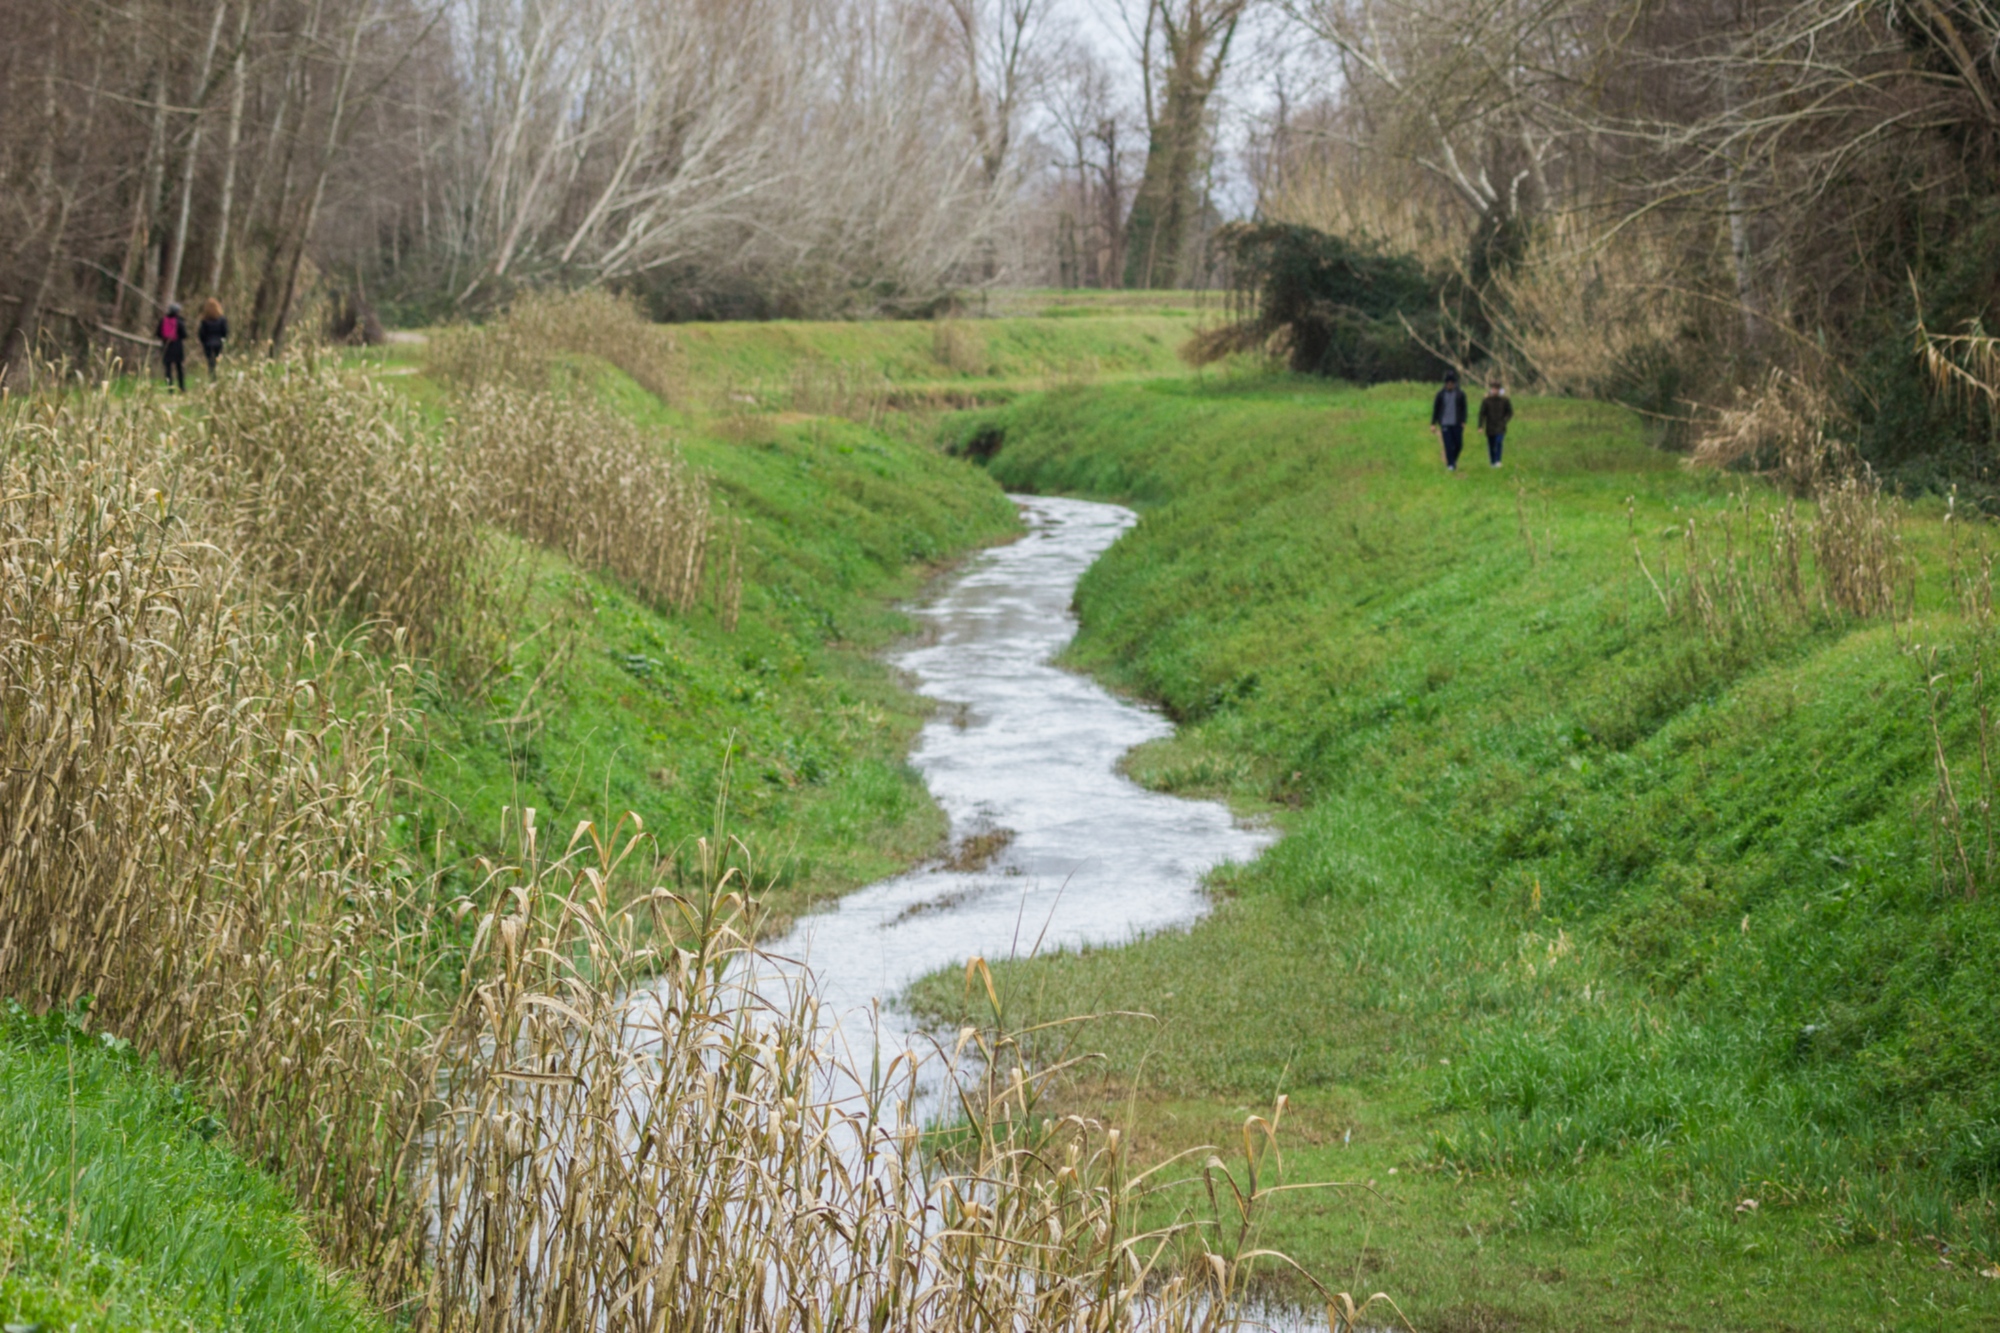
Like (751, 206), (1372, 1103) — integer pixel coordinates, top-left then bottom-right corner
(156, 302), (186, 391)
(198, 298), (228, 377)
(1478, 375), (1513, 467)
(1430, 370), (1468, 472)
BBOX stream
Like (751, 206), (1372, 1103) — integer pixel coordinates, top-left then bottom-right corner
(758, 494), (1275, 1078)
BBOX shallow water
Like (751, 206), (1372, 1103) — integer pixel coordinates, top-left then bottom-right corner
(759, 493), (1274, 1069)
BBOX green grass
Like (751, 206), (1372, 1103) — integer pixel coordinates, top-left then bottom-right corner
(910, 374), (2000, 1329)
(663, 312), (1199, 403)
(0, 1003), (384, 1333)
(386, 356), (1020, 927)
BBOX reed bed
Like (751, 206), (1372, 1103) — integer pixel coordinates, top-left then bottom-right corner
(1645, 382), (1908, 638)
(428, 290), (683, 405)
(0, 379), (430, 1272)
(0, 366), (1364, 1331)
(427, 293), (721, 617)
(452, 383), (714, 615)
(203, 352), (493, 655)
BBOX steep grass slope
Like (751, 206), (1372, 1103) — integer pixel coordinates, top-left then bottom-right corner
(917, 375), (2000, 1330)
(373, 322), (1021, 924)
(0, 1006), (384, 1333)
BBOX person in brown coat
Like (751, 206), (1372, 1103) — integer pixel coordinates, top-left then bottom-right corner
(1477, 376), (1513, 467)
(197, 298), (228, 377)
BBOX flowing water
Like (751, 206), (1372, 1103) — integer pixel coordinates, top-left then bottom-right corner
(758, 494), (1274, 1075)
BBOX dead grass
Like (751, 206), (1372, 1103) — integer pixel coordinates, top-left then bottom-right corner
(451, 382), (713, 615)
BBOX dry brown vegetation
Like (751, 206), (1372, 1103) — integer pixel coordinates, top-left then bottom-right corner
(452, 386), (714, 616)
(202, 354), (493, 654)
(427, 293), (719, 616)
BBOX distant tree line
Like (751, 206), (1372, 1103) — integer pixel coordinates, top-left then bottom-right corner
(0, 0), (1069, 367)
(1232, 0), (2000, 490)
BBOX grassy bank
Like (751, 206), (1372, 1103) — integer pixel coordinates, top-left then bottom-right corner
(384, 341), (1020, 924)
(0, 1006), (383, 1333)
(915, 374), (2000, 1329)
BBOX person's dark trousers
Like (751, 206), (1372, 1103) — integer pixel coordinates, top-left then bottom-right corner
(202, 342), (222, 376)
(1441, 424), (1464, 469)
(1487, 432), (1504, 465)
(163, 346), (185, 391)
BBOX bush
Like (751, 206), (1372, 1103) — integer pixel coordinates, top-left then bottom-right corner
(1189, 223), (1452, 383)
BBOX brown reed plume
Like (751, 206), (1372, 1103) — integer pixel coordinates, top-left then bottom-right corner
(451, 384), (712, 615)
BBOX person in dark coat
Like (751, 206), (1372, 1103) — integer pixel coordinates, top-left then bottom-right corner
(1478, 375), (1513, 467)
(1430, 370), (1468, 472)
(198, 298), (228, 377)
(156, 302), (186, 391)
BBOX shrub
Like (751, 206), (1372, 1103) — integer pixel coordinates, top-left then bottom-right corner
(1189, 223), (1452, 383)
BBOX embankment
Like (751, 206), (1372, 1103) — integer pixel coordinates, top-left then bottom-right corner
(919, 374), (2000, 1330)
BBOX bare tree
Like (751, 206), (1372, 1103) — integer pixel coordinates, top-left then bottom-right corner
(1277, 0), (1595, 277)
(1119, 0), (1251, 289)
(1040, 47), (1135, 287)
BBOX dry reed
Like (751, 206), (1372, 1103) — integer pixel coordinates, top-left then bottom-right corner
(1689, 369), (1850, 495)
(202, 352), (494, 656)
(428, 290), (683, 405)
(452, 383), (712, 614)
(1, 368), (1372, 1331)
(1629, 477), (1904, 641)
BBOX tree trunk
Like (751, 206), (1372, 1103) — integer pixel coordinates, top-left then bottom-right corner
(1120, 1), (1242, 290)
(205, 1), (255, 297)
(163, 0), (232, 308)
(115, 63), (171, 330)
(270, 6), (366, 350)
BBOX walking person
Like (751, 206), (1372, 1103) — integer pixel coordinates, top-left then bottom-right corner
(1430, 370), (1468, 472)
(1478, 375), (1513, 468)
(197, 298), (228, 378)
(156, 302), (187, 391)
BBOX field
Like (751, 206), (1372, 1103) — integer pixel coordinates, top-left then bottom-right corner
(908, 372), (2000, 1329)
(11, 290), (1999, 1329)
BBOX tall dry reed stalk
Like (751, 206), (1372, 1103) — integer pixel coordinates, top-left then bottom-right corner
(428, 290), (683, 405)
(0, 379), (434, 1267)
(1659, 368), (1907, 635)
(452, 383), (712, 614)
(1629, 479), (1904, 641)
(1689, 369), (1850, 496)
(203, 352), (495, 656)
(428, 292), (718, 616)
(1, 371), (1369, 1331)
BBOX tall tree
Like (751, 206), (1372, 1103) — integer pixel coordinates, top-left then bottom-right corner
(1120, 0), (1248, 289)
